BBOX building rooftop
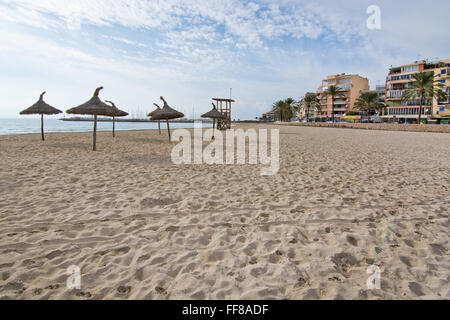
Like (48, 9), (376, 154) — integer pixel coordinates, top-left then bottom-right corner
(323, 73), (366, 79)
(389, 58), (450, 74)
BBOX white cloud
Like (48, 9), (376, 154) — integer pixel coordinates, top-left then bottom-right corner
(1, 0), (366, 47)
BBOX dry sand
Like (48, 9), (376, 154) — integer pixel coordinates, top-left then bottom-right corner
(279, 121), (450, 133)
(0, 124), (449, 300)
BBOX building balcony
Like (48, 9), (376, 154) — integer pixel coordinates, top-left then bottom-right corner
(387, 90), (404, 99)
(387, 77), (413, 83)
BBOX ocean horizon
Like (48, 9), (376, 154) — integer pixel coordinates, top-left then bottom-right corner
(0, 118), (212, 136)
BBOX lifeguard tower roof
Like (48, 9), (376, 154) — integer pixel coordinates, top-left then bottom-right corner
(212, 98), (235, 102)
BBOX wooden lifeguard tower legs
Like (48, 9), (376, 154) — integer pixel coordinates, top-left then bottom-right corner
(213, 98), (235, 130)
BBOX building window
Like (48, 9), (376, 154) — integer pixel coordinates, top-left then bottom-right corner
(338, 78), (351, 84)
(337, 84), (352, 90)
(390, 74), (412, 81)
(402, 65), (419, 73)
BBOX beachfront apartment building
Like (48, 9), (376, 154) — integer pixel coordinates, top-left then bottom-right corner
(360, 85), (386, 115)
(297, 92), (317, 120)
(384, 58), (450, 123)
(316, 74), (370, 119)
(260, 110), (276, 122)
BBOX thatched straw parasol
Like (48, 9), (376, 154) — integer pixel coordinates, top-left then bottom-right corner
(66, 87), (116, 151)
(201, 103), (225, 140)
(105, 100), (128, 138)
(20, 91), (62, 141)
(148, 103), (162, 135)
(150, 96), (184, 142)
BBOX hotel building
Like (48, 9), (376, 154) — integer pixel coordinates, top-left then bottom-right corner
(384, 59), (450, 122)
(316, 74), (370, 119)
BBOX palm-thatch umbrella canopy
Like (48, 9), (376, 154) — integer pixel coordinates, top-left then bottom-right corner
(150, 96), (184, 142)
(201, 102), (225, 140)
(105, 100), (128, 138)
(148, 103), (162, 135)
(20, 91), (62, 141)
(66, 87), (116, 151)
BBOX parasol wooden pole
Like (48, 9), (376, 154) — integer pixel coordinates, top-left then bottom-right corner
(93, 115), (97, 151)
(166, 119), (171, 143)
(112, 116), (115, 138)
(41, 113), (45, 141)
(212, 118), (215, 140)
(158, 120), (161, 134)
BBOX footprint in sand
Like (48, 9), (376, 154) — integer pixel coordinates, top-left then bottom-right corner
(45, 250), (63, 260)
(140, 197), (179, 208)
(346, 235), (358, 246)
(403, 239), (415, 248)
(45, 284), (60, 290)
(75, 290), (92, 298)
(399, 256), (413, 267)
(155, 286), (167, 295)
(243, 242), (258, 256)
(408, 282), (425, 297)
(250, 266), (267, 277)
(429, 244), (446, 256)
(33, 288), (43, 296)
(137, 254), (150, 264)
(150, 256), (165, 265)
(117, 286), (131, 294)
(295, 275), (309, 288)
(331, 252), (359, 277)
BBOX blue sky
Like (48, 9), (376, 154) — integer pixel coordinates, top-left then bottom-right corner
(1, 0), (449, 119)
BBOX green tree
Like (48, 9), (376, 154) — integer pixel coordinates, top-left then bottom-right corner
(322, 85), (347, 122)
(300, 93), (319, 122)
(401, 71), (447, 123)
(355, 91), (385, 116)
(272, 98), (297, 122)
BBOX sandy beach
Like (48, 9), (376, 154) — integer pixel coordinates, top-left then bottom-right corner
(0, 124), (449, 300)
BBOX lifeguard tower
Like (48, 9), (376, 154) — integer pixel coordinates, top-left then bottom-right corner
(213, 98), (234, 130)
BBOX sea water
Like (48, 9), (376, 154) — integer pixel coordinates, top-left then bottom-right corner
(0, 118), (212, 135)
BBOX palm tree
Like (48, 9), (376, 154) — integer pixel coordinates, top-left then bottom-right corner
(401, 71), (447, 124)
(284, 98), (297, 121)
(322, 85), (347, 122)
(300, 93), (319, 122)
(272, 98), (297, 122)
(314, 102), (322, 117)
(272, 100), (286, 122)
(355, 91), (385, 116)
